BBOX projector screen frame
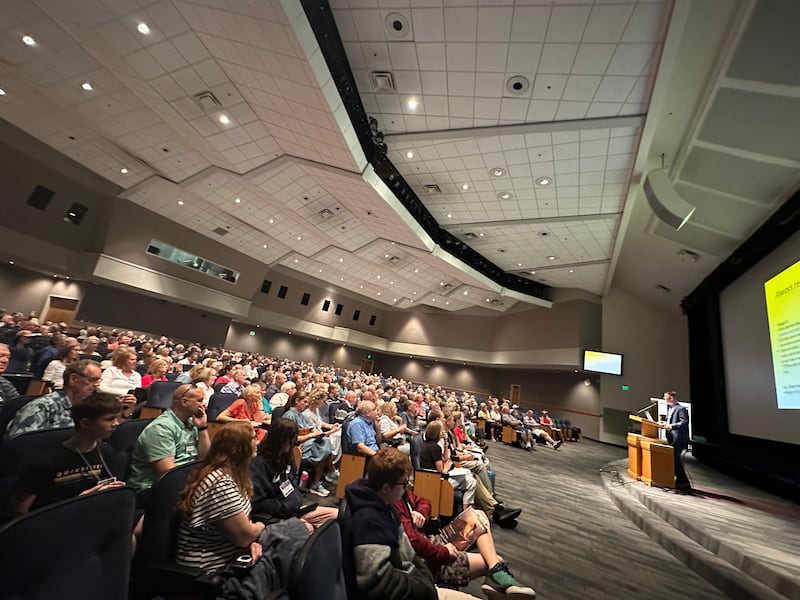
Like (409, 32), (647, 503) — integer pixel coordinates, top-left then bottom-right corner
(582, 349), (624, 376)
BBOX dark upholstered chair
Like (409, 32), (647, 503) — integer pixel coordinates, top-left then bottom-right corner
(289, 520), (347, 600)
(0, 486), (136, 600)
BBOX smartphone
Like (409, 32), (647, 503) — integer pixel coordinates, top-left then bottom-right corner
(297, 502), (318, 516)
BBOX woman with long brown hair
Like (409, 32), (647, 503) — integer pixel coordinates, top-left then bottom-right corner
(175, 421), (264, 573)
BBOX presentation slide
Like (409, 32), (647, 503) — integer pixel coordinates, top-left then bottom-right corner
(764, 260), (800, 409)
(720, 230), (800, 446)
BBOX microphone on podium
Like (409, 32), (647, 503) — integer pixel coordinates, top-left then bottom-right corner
(635, 401), (657, 416)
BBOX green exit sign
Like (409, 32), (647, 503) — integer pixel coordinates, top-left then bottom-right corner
(249, 331), (256, 336)
(621, 385), (629, 391)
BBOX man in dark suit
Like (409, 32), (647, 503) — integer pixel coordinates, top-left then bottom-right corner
(659, 391), (690, 490)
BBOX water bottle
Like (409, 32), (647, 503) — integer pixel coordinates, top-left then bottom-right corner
(300, 470), (309, 490)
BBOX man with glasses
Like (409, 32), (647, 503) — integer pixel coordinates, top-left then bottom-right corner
(127, 383), (210, 500)
(6, 359), (101, 438)
(343, 447), (480, 600)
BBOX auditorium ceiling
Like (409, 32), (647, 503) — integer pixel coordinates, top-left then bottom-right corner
(0, 0), (796, 315)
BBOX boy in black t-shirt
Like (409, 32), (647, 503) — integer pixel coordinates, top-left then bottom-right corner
(10, 392), (125, 513)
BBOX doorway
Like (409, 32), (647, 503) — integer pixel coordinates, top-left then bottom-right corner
(360, 359), (374, 374)
(44, 296), (79, 325)
(510, 384), (521, 404)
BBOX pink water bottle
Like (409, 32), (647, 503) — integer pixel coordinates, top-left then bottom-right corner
(300, 470), (309, 490)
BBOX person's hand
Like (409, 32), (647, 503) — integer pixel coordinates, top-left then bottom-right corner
(119, 394), (137, 407)
(444, 543), (459, 558)
(79, 480), (126, 496)
(249, 541), (262, 562)
(192, 407), (208, 429)
(410, 510), (426, 529)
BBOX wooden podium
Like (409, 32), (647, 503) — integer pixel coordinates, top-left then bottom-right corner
(627, 415), (674, 488)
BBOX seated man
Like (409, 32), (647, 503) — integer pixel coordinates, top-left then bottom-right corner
(218, 367), (248, 396)
(500, 406), (532, 450)
(347, 400), (379, 458)
(524, 410), (562, 449)
(342, 447), (479, 600)
(127, 383), (210, 500)
(9, 392), (126, 513)
(394, 487), (535, 599)
(0, 343), (21, 408)
(6, 359), (101, 438)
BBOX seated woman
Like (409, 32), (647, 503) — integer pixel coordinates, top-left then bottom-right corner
(42, 339), (81, 389)
(192, 366), (216, 404)
(419, 420), (476, 509)
(394, 487), (535, 599)
(377, 401), (414, 454)
(250, 418), (337, 527)
(281, 391), (334, 497)
(175, 421), (311, 577)
(141, 358), (168, 388)
(216, 384), (268, 442)
(302, 388), (340, 463)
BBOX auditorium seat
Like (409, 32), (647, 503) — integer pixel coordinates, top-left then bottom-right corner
(289, 520), (347, 600)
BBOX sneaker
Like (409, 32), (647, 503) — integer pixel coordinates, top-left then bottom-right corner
(481, 562), (536, 600)
(308, 482), (330, 497)
(324, 470), (340, 483)
(553, 440), (563, 450)
(492, 505), (522, 525)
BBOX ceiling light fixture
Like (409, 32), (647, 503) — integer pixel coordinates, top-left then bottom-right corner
(377, 292), (381, 296)
(463, 291), (468, 295)
(568, 269), (574, 273)
(535, 176), (552, 186)
(137, 23), (151, 35)
(0, 89), (6, 96)
(547, 255), (557, 260)
(268, 218), (274, 224)
(296, 235), (302, 241)
(81, 82), (93, 91)
(406, 151), (414, 159)
(498, 192), (512, 200)
(219, 114), (230, 125)
(478, 232), (485, 237)
(517, 263), (523, 267)
(490, 167), (505, 177)
(414, 268), (419, 274)
(294, 258), (299, 263)
(234, 197), (241, 204)
(446, 213), (452, 218)
(406, 97), (419, 110)
(120, 168), (128, 174)
(8, 260), (14, 265)
(530, 270), (536, 275)
(177, 200), (184, 206)
(339, 257), (344, 262)
(461, 183), (470, 190)
(22, 35), (36, 46)
(263, 244), (268, 248)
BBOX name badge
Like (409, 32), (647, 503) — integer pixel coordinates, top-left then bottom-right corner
(186, 443), (196, 455)
(279, 479), (294, 498)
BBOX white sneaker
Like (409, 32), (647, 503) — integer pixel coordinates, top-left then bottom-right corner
(309, 482), (331, 497)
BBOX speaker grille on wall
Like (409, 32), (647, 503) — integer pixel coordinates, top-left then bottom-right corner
(64, 202), (88, 225)
(27, 185), (55, 210)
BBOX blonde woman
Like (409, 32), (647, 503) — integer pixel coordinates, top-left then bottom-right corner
(217, 384), (267, 441)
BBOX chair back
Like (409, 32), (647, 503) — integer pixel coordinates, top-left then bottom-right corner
(340, 412), (358, 455)
(207, 392), (238, 421)
(146, 381), (183, 409)
(137, 462), (197, 567)
(213, 382), (226, 393)
(0, 427), (73, 501)
(0, 487), (136, 600)
(135, 363), (148, 376)
(0, 395), (41, 437)
(271, 405), (289, 421)
(289, 520), (347, 600)
(409, 433), (423, 470)
(107, 418), (154, 478)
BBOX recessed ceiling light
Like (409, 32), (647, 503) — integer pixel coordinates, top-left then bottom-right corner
(0, 89), (6, 96)
(547, 255), (557, 260)
(377, 275), (381, 279)
(234, 197), (241, 204)
(412, 291), (417, 295)
(478, 232), (485, 237)
(463, 291), (468, 296)
(445, 301), (449, 305)
(8, 260), (14, 265)
(21, 35), (36, 46)
(498, 192), (512, 200)
(536, 176), (553, 186)
(219, 114), (230, 125)
(377, 292), (381, 296)
(137, 23), (151, 35)
(339, 257), (344, 262)
(446, 213), (452, 218)
(120, 168), (128, 174)
(406, 151), (414, 159)
(393, 297), (397, 302)
(390, 280), (394, 285)
(340, 277), (344, 281)
(383, 254), (389, 258)
(414, 268), (419, 273)
(485, 298), (491, 302)
(568, 269), (574, 273)
(296, 235), (302, 241)
(294, 258), (299, 263)
(319, 268), (323, 272)
(406, 97), (419, 110)
(268, 218), (274, 224)
(517, 262), (523, 267)
(530, 270), (536, 275)
(490, 167), (505, 177)
(461, 183), (470, 191)
(359, 285), (363, 289)
(177, 200), (184, 206)
(81, 82), (93, 91)
(431, 298), (435, 302)
(263, 244), (268, 249)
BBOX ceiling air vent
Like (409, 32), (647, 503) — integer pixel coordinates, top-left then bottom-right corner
(423, 184), (441, 194)
(212, 227), (229, 236)
(371, 72), (396, 93)
(318, 208), (334, 219)
(194, 91), (222, 114)
(655, 284), (672, 294)
(387, 255), (401, 264)
(678, 248), (700, 262)
(463, 232), (478, 239)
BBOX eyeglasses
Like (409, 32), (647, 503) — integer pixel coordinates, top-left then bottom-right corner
(392, 479), (411, 488)
(76, 373), (102, 383)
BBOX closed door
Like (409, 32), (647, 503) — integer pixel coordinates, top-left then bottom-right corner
(360, 359), (374, 374)
(510, 384), (521, 404)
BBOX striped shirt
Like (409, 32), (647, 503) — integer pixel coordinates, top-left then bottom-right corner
(175, 468), (251, 573)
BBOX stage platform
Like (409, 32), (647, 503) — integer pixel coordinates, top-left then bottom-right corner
(602, 453), (800, 600)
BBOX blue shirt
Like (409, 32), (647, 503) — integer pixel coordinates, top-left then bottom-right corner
(348, 415), (378, 451)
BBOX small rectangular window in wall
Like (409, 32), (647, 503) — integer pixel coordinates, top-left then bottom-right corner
(277, 285), (288, 299)
(261, 280), (272, 294)
(301, 293), (310, 306)
(353, 310), (360, 321)
(146, 239), (239, 283)
(322, 299), (331, 312)
(369, 315), (377, 326)
(335, 303), (343, 316)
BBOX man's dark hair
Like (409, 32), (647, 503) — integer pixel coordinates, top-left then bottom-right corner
(366, 447), (411, 490)
(71, 392), (120, 426)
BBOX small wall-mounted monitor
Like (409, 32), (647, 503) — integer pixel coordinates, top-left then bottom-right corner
(583, 350), (623, 375)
